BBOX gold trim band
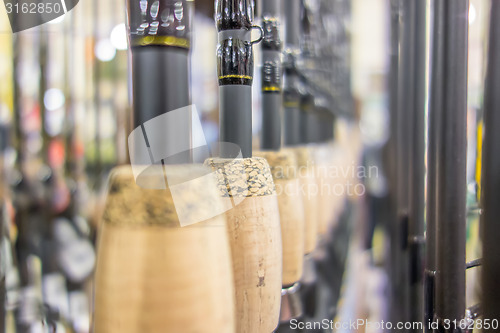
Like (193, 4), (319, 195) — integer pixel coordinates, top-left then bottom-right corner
(262, 86), (281, 92)
(218, 75), (253, 80)
(284, 102), (300, 108)
(132, 36), (190, 49)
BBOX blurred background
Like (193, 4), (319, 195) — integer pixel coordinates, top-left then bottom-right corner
(0, 0), (491, 332)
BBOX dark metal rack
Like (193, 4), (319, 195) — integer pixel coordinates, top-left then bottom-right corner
(433, 1), (468, 329)
(481, 1), (500, 330)
(425, 0), (445, 328)
(408, 0), (426, 328)
(422, 0), (469, 331)
(390, 1), (469, 331)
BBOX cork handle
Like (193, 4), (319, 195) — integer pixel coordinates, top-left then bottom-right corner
(275, 178), (305, 285)
(94, 223), (235, 333)
(301, 170), (319, 254)
(293, 147), (319, 254)
(254, 150), (305, 286)
(316, 144), (335, 236)
(222, 196), (282, 333)
(93, 165), (236, 333)
(205, 157), (282, 333)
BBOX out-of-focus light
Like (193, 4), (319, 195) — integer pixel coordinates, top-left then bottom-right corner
(95, 39), (116, 62)
(44, 88), (65, 111)
(48, 14), (65, 25)
(110, 23), (128, 50)
(0, 103), (11, 124)
(469, 3), (476, 25)
(45, 107), (65, 137)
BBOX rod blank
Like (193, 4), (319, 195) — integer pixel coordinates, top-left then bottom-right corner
(260, 0), (283, 151)
(216, 0), (256, 158)
(283, 0), (301, 146)
(127, 0), (192, 164)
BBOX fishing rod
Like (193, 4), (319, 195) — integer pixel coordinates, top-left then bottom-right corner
(209, 1), (284, 332)
(300, 1), (348, 324)
(280, 0), (323, 323)
(298, 0), (318, 148)
(94, 2), (236, 332)
(216, 0), (262, 158)
(127, 0), (192, 165)
(283, 0), (302, 147)
(284, 0), (337, 324)
(255, 0), (306, 324)
(260, 0), (282, 151)
(481, 0), (500, 329)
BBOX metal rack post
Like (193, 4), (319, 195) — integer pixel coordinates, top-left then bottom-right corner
(425, 0), (446, 329)
(434, 0), (468, 329)
(481, 0), (500, 329)
(408, 0), (427, 328)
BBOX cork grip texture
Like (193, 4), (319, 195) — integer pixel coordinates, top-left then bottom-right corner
(254, 150), (305, 286)
(315, 144), (336, 236)
(93, 165), (235, 333)
(294, 147), (319, 254)
(205, 157), (282, 333)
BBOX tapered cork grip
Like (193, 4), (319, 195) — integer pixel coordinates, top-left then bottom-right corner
(315, 144), (336, 236)
(254, 150), (305, 286)
(294, 147), (319, 254)
(205, 157), (282, 333)
(93, 165), (235, 333)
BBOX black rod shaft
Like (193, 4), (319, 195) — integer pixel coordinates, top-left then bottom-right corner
(260, 0), (282, 151)
(425, 0), (445, 329)
(435, 0), (468, 326)
(319, 112), (334, 143)
(216, 0), (257, 158)
(127, 0), (192, 164)
(283, 0), (301, 146)
(298, 1), (318, 146)
(299, 91), (315, 144)
(481, 1), (500, 329)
